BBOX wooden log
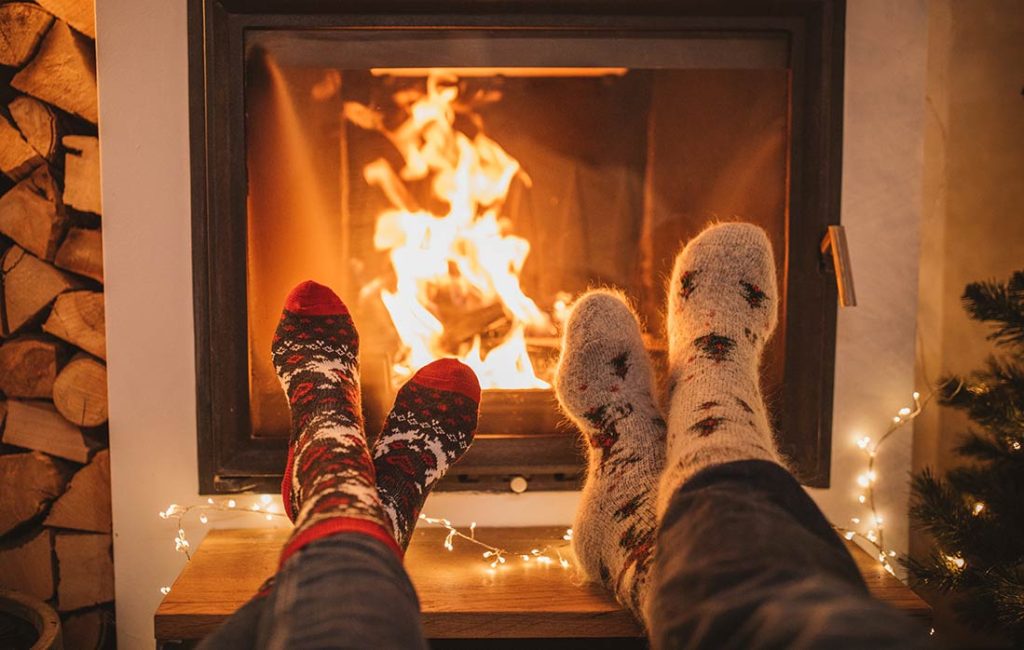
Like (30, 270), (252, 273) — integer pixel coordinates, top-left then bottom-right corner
(62, 136), (101, 214)
(0, 3), (54, 67)
(2, 246), (78, 335)
(54, 227), (102, 282)
(0, 530), (55, 602)
(0, 336), (61, 398)
(9, 95), (60, 161)
(35, 0), (95, 39)
(0, 114), (44, 181)
(52, 355), (107, 427)
(61, 608), (111, 650)
(11, 20), (98, 124)
(55, 533), (114, 611)
(0, 452), (69, 536)
(42, 291), (105, 359)
(0, 165), (68, 260)
(2, 400), (90, 464)
(44, 450), (110, 533)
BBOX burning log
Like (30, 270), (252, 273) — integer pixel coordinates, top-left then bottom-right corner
(45, 449), (110, 533)
(0, 452), (69, 536)
(54, 227), (103, 282)
(52, 354), (107, 427)
(0, 336), (62, 398)
(55, 532), (114, 610)
(12, 20), (98, 124)
(2, 400), (91, 464)
(0, 114), (44, 181)
(0, 3), (54, 67)
(0, 165), (68, 260)
(2, 245), (79, 334)
(438, 302), (509, 352)
(42, 290), (105, 359)
(62, 135), (101, 214)
(9, 95), (60, 162)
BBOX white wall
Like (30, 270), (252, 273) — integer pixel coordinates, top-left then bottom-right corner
(96, 1), (928, 646)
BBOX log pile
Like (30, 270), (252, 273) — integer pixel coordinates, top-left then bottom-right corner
(0, 1), (114, 646)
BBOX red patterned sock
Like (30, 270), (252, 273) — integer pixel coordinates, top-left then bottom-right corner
(272, 281), (398, 565)
(373, 359), (480, 549)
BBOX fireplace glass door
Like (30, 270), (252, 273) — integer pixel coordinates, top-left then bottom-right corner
(191, 2), (844, 493)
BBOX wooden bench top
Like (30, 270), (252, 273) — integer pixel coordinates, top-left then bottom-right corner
(155, 526), (930, 641)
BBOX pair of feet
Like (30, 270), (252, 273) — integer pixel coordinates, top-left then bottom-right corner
(273, 282), (480, 565)
(557, 223), (783, 625)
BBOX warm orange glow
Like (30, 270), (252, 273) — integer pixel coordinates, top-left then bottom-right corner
(348, 71), (552, 389)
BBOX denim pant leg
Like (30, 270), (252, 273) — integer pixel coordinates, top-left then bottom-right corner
(200, 533), (427, 650)
(647, 460), (927, 650)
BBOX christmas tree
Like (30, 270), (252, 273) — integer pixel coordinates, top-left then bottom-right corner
(908, 270), (1024, 643)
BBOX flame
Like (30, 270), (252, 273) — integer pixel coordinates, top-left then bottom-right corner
(350, 72), (551, 389)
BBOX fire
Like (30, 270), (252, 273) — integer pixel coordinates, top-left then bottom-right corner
(347, 71), (552, 389)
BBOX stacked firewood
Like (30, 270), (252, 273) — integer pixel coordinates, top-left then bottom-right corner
(0, 0), (113, 647)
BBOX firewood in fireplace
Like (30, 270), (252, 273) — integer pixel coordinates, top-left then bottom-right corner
(0, 336), (63, 398)
(55, 532), (114, 611)
(11, 20), (98, 124)
(0, 452), (69, 536)
(45, 449), (110, 533)
(54, 227), (103, 282)
(0, 114), (44, 181)
(62, 135), (101, 214)
(35, 0), (95, 39)
(2, 245), (79, 335)
(2, 400), (90, 464)
(0, 3), (54, 67)
(52, 354), (107, 427)
(438, 302), (510, 352)
(9, 95), (60, 162)
(0, 165), (68, 260)
(42, 290), (105, 359)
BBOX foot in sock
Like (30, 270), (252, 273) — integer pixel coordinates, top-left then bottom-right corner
(373, 359), (480, 550)
(555, 289), (666, 624)
(272, 280), (396, 564)
(658, 222), (783, 518)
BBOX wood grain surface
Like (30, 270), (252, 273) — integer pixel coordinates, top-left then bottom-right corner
(155, 527), (931, 641)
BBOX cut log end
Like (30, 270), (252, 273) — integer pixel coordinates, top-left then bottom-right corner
(53, 355), (107, 427)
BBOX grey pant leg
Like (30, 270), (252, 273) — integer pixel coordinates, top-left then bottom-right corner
(200, 533), (426, 649)
(198, 593), (266, 649)
(648, 460), (928, 650)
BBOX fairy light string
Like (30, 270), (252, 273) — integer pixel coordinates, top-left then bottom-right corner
(835, 390), (934, 576)
(157, 499), (572, 592)
(159, 391), (935, 591)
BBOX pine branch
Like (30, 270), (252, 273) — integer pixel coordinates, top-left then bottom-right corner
(962, 271), (1024, 348)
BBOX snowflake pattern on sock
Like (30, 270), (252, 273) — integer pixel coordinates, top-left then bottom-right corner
(692, 333), (736, 362)
(554, 290), (665, 628)
(272, 281), (392, 563)
(374, 360), (479, 549)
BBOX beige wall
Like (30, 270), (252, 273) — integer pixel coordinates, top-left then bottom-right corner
(914, 0), (1024, 539)
(97, 1), (929, 646)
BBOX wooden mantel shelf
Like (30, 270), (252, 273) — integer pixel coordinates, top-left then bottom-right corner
(155, 527), (930, 642)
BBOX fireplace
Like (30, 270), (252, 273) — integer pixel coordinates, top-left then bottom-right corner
(190, 0), (845, 493)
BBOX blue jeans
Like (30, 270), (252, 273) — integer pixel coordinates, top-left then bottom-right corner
(200, 460), (925, 649)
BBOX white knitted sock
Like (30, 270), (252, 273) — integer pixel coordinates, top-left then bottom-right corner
(657, 222), (784, 518)
(555, 290), (666, 624)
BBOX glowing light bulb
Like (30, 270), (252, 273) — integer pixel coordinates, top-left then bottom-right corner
(260, 494), (272, 504)
(227, 499), (236, 508)
(973, 502), (985, 515)
(199, 514), (208, 524)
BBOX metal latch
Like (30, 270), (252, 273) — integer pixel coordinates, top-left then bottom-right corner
(820, 225), (857, 307)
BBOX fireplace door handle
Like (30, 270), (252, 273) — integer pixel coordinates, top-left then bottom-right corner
(820, 225), (857, 307)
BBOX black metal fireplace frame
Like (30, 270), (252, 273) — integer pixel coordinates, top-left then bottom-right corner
(189, 0), (845, 494)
